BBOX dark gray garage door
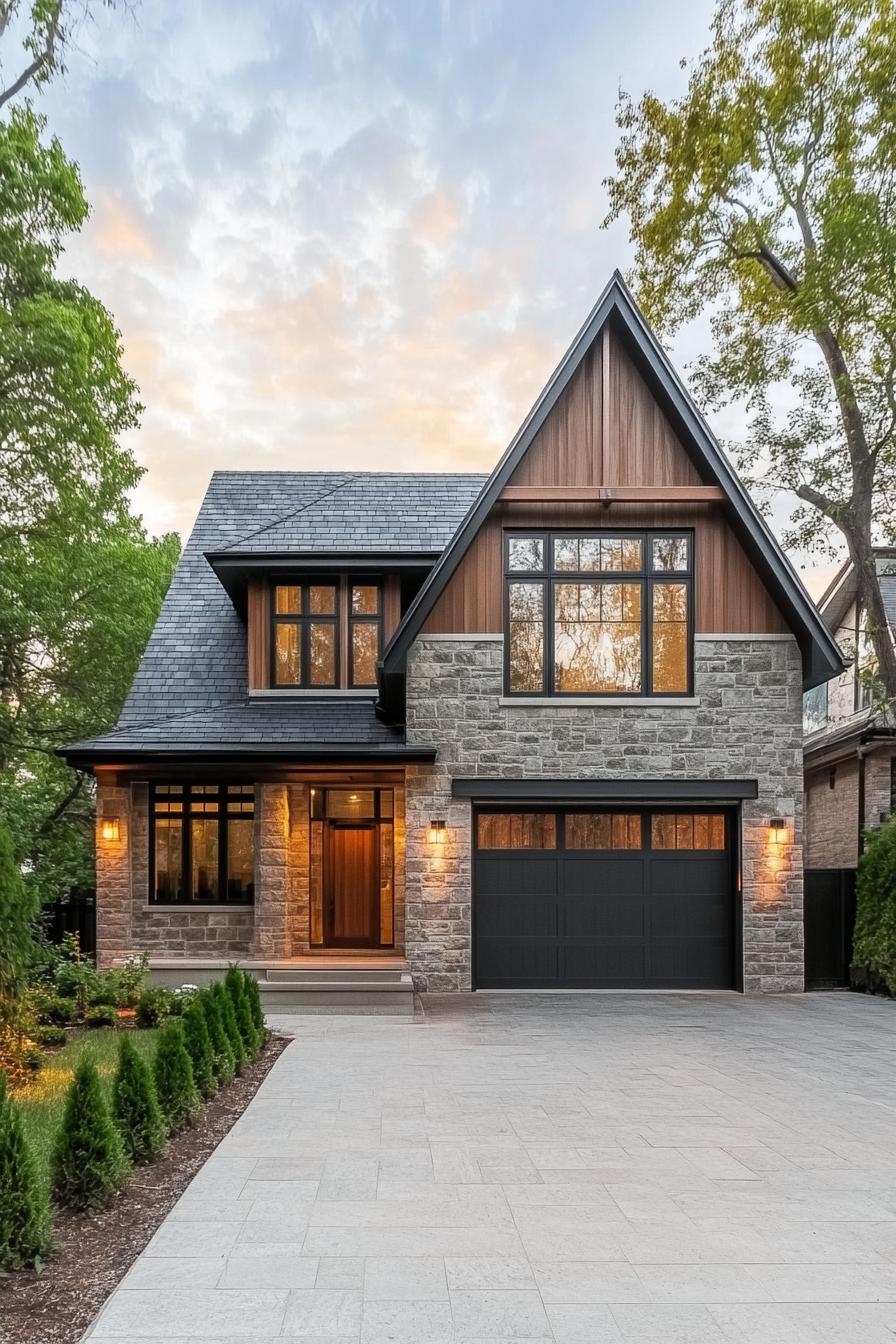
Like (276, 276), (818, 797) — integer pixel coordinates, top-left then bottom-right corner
(474, 809), (734, 989)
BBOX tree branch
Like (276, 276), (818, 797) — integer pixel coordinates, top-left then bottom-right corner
(0, 1), (62, 109)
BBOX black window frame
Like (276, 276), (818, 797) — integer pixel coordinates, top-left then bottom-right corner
(149, 783), (255, 906)
(270, 577), (340, 689)
(503, 528), (694, 698)
(348, 578), (383, 689)
(269, 576), (383, 690)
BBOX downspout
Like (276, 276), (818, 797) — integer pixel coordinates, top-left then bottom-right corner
(857, 745), (866, 864)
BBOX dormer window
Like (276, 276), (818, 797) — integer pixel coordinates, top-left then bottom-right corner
(271, 579), (381, 689)
(504, 530), (693, 697)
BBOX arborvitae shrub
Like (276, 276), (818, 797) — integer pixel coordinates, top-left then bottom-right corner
(852, 817), (896, 994)
(242, 971), (267, 1046)
(0, 1074), (51, 1270)
(153, 1020), (200, 1133)
(200, 988), (234, 1088)
(182, 998), (216, 1098)
(113, 1036), (166, 1164)
(225, 965), (258, 1055)
(213, 982), (245, 1075)
(51, 1057), (130, 1210)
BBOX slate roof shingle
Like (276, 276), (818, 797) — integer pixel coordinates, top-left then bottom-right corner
(64, 470), (486, 758)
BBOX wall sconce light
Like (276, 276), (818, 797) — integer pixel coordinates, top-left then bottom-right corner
(769, 818), (787, 845)
(100, 816), (121, 843)
(429, 819), (447, 844)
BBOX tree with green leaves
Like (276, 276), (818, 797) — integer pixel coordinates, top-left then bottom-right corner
(0, 1072), (51, 1270)
(0, 90), (178, 904)
(605, 0), (896, 698)
(181, 996), (216, 1098)
(200, 986), (235, 1088)
(0, 812), (37, 1018)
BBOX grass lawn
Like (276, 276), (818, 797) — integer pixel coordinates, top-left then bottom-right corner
(14, 1028), (161, 1194)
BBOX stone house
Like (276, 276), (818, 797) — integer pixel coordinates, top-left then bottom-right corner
(62, 274), (843, 1010)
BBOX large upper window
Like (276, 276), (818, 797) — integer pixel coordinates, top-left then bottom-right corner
(504, 530), (692, 697)
(271, 579), (381, 689)
(151, 784), (255, 904)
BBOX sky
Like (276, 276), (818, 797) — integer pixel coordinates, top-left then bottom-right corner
(17, 0), (835, 593)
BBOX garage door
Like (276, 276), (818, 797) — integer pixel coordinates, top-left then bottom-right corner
(474, 809), (734, 989)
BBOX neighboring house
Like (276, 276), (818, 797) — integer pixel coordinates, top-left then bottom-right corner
(62, 273), (843, 1002)
(803, 551), (896, 871)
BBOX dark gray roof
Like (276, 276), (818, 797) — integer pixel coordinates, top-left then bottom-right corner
(64, 699), (431, 760)
(64, 470), (485, 760)
(212, 472), (487, 554)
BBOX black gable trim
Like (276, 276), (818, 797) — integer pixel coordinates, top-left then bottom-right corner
(380, 271), (844, 696)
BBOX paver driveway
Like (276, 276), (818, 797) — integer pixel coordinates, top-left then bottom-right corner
(84, 992), (896, 1343)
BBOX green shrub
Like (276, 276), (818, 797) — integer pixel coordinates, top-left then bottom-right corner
(852, 818), (896, 994)
(200, 988), (234, 1088)
(85, 1004), (118, 1028)
(32, 1024), (67, 1048)
(213, 982), (245, 1075)
(31, 991), (76, 1026)
(181, 998), (216, 1098)
(135, 988), (174, 1028)
(0, 1074), (51, 1270)
(242, 971), (267, 1046)
(21, 1041), (45, 1073)
(153, 1020), (200, 1132)
(226, 965), (259, 1057)
(113, 1036), (166, 1164)
(54, 957), (99, 1010)
(51, 1057), (130, 1209)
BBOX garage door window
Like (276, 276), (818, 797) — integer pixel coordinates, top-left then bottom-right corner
(651, 813), (725, 849)
(565, 814), (642, 849)
(477, 813), (557, 849)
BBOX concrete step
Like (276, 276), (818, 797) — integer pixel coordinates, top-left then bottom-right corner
(259, 970), (415, 1017)
(264, 967), (408, 984)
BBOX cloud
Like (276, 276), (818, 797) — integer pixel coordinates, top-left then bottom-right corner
(27, 0), (840, 580)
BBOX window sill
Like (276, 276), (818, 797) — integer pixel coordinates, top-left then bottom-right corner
(497, 696), (701, 707)
(142, 904), (254, 913)
(249, 688), (376, 699)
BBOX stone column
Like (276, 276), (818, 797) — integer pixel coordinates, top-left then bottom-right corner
(95, 782), (133, 968)
(253, 783), (291, 958)
(404, 763), (473, 991)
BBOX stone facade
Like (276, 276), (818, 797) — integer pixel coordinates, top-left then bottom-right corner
(404, 633), (804, 994)
(94, 778), (405, 966)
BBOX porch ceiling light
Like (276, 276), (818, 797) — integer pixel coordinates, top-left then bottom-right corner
(100, 816), (121, 843)
(429, 819), (447, 844)
(769, 818), (786, 845)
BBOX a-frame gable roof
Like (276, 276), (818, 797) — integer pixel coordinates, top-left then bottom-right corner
(380, 271), (844, 696)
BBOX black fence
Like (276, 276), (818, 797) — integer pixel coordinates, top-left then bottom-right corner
(804, 868), (857, 989)
(43, 887), (97, 958)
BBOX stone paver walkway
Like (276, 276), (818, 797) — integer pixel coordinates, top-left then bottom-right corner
(84, 992), (896, 1342)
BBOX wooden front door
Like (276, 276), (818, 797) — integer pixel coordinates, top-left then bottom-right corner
(324, 822), (379, 947)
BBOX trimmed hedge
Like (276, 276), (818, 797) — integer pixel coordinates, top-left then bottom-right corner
(201, 987), (235, 1087)
(852, 817), (896, 994)
(214, 982), (246, 1075)
(153, 1020), (200, 1133)
(114, 1036), (166, 1164)
(0, 1074), (51, 1270)
(51, 1057), (130, 1210)
(182, 998), (216, 1098)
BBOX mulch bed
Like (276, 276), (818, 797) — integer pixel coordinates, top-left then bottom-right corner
(0, 1035), (289, 1344)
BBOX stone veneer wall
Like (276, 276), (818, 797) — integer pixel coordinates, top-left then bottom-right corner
(94, 778), (406, 966)
(404, 634), (804, 994)
(94, 782), (254, 966)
